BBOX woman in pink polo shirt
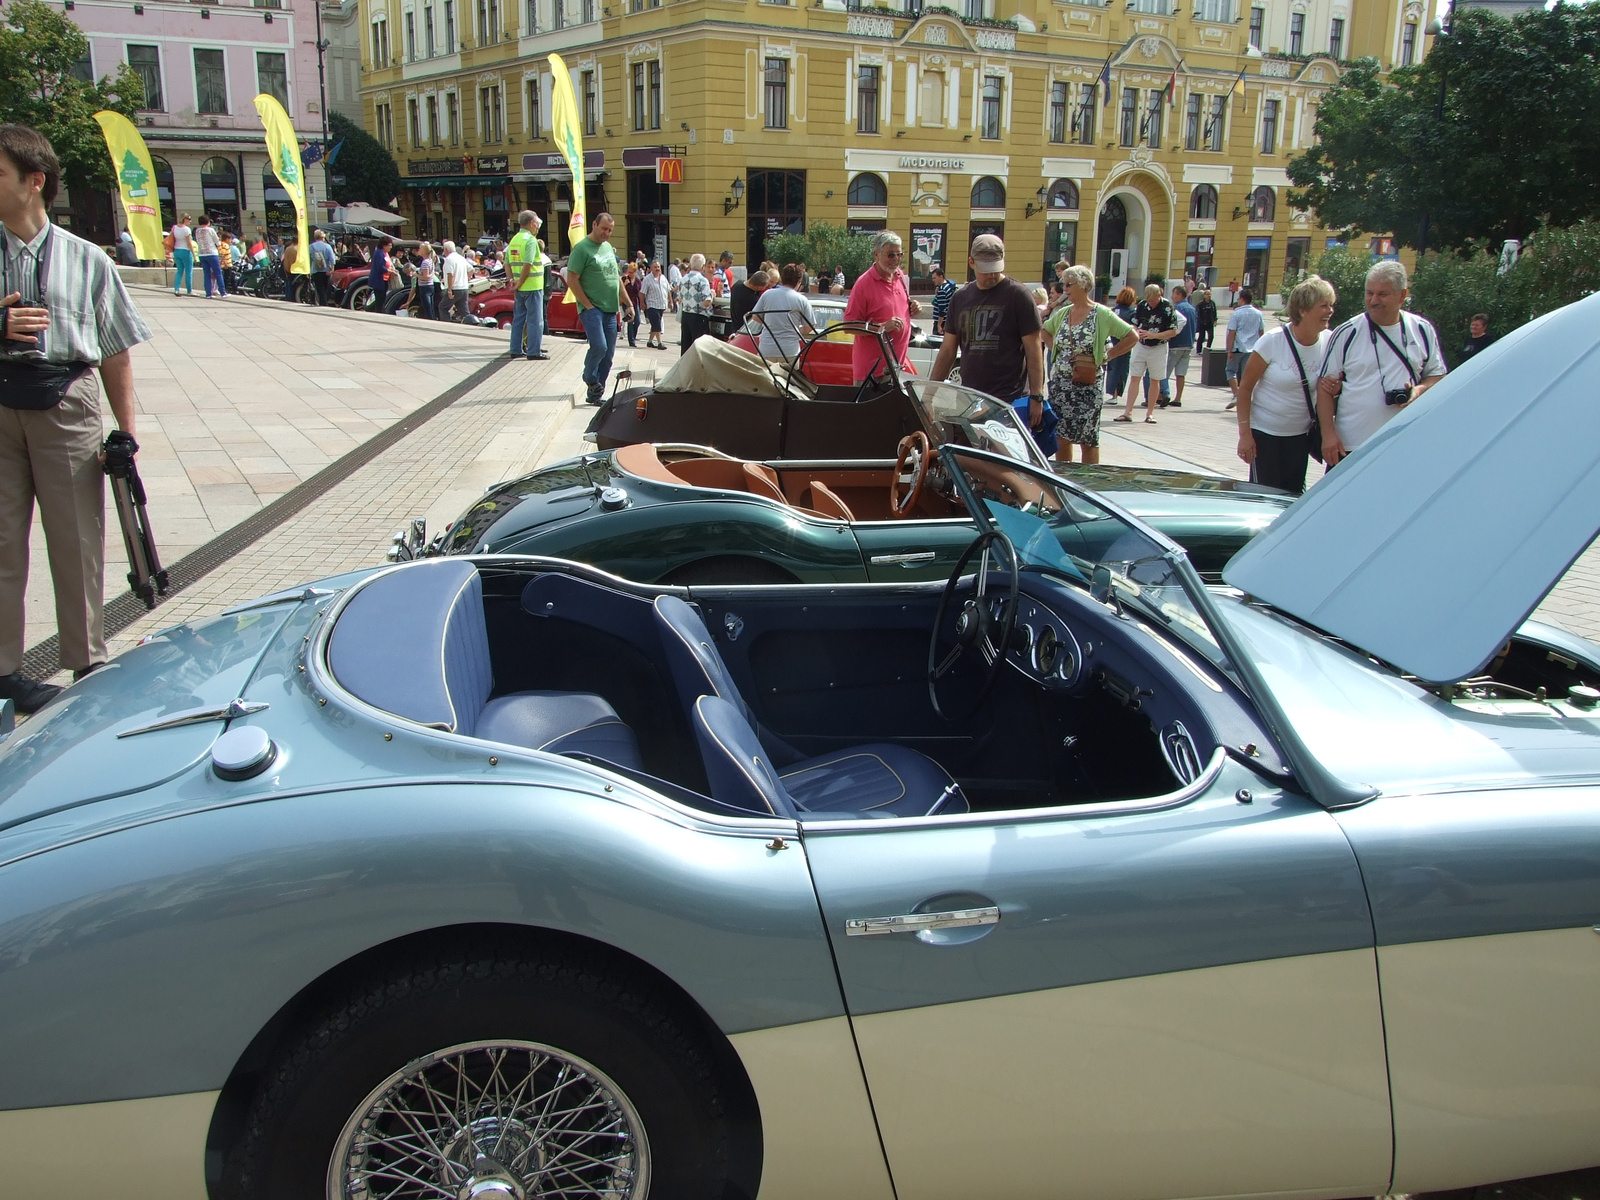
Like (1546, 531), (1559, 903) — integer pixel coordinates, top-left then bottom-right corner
(842, 230), (922, 383)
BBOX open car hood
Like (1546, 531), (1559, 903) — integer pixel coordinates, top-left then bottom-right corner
(1223, 292), (1600, 684)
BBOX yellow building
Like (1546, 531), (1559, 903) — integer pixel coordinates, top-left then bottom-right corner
(359, 0), (1428, 297)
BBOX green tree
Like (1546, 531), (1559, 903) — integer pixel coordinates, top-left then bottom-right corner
(1288, 5), (1600, 251)
(327, 110), (400, 208)
(765, 221), (875, 285)
(0, 0), (143, 194)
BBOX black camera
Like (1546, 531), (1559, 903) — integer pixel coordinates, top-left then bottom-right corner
(1384, 384), (1414, 406)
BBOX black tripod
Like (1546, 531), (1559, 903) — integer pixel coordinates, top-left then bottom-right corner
(103, 430), (169, 609)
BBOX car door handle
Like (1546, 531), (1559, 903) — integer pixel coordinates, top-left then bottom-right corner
(869, 551), (937, 566)
(844, 906), (1001, 937)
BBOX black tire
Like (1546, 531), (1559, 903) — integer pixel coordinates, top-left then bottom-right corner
(291, 277), (318, 306)
(381, 288), (413, 316)
(224, 942), (740, 1200)
(344, 282), (374, 312)
(663, 556), (799, 586)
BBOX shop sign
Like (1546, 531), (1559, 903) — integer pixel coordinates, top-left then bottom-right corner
(476, 155), (509, 174)
(655, 157), (684, 184)
(522, 149), (606, 172)
(899, 156), (964, 171)
(1246, 236), (1272, 249)
(409, 157), (468, 176)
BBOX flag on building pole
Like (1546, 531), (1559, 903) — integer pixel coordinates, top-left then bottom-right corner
(547, 51), (587, 306)
(1232, 67), (1248, 101)
(253, 93), (309, 274)
(1099, 53), (1115, 107)
(92, 111), (164, 261)
(1166, 69), (1178, 106)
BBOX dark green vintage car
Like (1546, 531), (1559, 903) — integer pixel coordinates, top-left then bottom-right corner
(399, 382), (1290, 585)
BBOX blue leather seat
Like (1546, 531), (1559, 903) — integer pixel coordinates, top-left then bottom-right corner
(329, 560), (642, 768)
(656, 595), (966, 818)
(693, 696), (966, 820)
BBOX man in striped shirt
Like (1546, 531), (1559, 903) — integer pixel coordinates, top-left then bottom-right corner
(930, 266), (957, 337)
(0, 124), (151, 713)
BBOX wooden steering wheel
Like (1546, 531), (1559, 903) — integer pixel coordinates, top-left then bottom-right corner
(891, 432), (932, 518)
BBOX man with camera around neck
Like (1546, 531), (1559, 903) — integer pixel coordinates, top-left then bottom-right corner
(1316, 260), (1446, 467)
(0, 124), (150, 713)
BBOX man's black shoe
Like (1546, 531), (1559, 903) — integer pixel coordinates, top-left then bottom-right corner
(0, 672), (63, 714)
(1167, 400), (1182, 408)
(73, 663), (104, 682)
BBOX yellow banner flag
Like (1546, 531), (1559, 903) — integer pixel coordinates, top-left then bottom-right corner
(93, 111), (164, 261)
(253, 93), (310, 274)
(547, 52), (587, 245)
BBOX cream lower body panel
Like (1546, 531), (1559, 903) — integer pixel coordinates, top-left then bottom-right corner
(0, 1090), (216, 1200)
(729, 1016), (897, 1200)
(1383, 926), (1600, 1193)
(851, 950), (1393, 1200)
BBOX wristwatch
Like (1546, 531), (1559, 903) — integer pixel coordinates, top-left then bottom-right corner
(1028, 394), (1044, 405)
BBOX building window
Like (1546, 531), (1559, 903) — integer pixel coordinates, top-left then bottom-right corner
(128, 44), (164, 111)
(1193, 0), (1232, 20)
(552, 0), (565, 28)
(1142, 92), (1162, 148)
(583, 0), (596, 21)
(848, 172), (887, 205)
(525, 0), (538, 30)
(764, 58), (788, 129)
(374, 101), (393, 147)
(404, 11), (416, 59)
(581, 69), (596, 135)
(1248, 6), (1263, 48)
(1249, 185), (1276, 222)
(963, 0), (983, 17)
(1072, 83), (1095, 145)
(426, 94), (439, 144)
(631, 61), (661, 130)
(1289, 12), (1304, 54)
(476, 0), (500, 42)
(971, 175), (1005, 209)
(256, 51), (288, 107)
(858, 65), (880, 134)
(1401, 21), (1417, 65)
(980, 74), (1002, 140)
(1048, 81), (1067, 144)
(1044, 220), (1077, 278)
(525, 78), (539, 137)
(1119, 87), (1138, 147)
(1184, 93), (1201, 150)
(447, 91), (460, 143)
(1190, 184), (1218, 219)
(444, 0), (456, 48)
(480, 84), (503, 142)
(1207, 94), (1226, 150)
(407, 96), (421, 145)
(632, 62), (646, 130)
(194, 49), (227, 114)
(920, 69), (944, 127)
(1047, 178), (1078, 210)
(1329, 17), (1345, 58)
(70, 49), (94, 83)
(370, 19), (386, 65)
(649, 60), (661, 129)
(1261, 98), (1279, 153)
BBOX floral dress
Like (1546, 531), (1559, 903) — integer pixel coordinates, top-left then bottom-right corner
(1048, 308), (1104, 449)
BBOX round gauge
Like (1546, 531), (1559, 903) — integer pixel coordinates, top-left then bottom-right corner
(1015, 623), (1035, 653)
(1032, 624), (1059, 676)
(1056, 645), (1078, 682)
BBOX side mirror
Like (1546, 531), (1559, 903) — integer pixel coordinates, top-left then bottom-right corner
(1090, 565), (1114, 606)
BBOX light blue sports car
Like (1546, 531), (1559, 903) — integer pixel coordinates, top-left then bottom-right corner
(1, 294), (1599, 1200)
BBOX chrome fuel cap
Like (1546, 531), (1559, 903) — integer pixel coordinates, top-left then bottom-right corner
(600, 486), (629, 511)
(212, 726), (276, 781)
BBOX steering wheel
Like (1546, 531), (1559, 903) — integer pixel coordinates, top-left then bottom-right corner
(928, 530), (1020, 723)
(851, 362), (881, 405)
(891, 432), (932, 518)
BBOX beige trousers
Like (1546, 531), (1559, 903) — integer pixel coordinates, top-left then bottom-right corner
(0, 369), (107, 675)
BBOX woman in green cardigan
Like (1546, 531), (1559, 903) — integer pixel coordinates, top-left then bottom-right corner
(1041, 265), (1139, 464)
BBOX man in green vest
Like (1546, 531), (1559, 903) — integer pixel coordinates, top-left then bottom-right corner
(506, 210), (548, 360)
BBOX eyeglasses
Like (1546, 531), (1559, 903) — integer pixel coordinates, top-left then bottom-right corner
(882, 249), (903, 258)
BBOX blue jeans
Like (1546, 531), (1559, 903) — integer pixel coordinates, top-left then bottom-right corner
(579, 306), (618, 392)
(200, 254), (225, 296)
(511, 289), (544, 356)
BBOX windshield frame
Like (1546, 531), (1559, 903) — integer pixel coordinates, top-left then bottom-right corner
(937, 443), (1380, 813)
(907, 379), (1053, 471)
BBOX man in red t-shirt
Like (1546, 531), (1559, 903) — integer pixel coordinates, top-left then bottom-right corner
(842, 231), (921, 383)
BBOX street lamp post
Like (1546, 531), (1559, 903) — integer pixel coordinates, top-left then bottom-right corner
(314, 0), (333, 216)
(1417, 0), (1456, 257)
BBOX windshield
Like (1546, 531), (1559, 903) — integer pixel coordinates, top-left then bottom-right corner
(909, 380), (1050, 469)
(943, 445), (1222, 657)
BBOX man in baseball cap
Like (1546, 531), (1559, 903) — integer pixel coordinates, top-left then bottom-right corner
(930, 234), (1045, 428)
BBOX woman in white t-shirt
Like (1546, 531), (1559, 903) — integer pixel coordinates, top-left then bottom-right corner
(170, 214), (196, 296)
(1233, 275), (1336, 496)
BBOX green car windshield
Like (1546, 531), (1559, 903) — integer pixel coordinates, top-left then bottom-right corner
(941, 444), (1224, 660)
(907, 380), (1050, 469)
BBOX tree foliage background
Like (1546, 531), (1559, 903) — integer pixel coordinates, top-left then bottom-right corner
(1287, 4), (1600, 252)
(0, 0), (143, 195)
(327, 111), (401, 208)
(765, 222), (875, 285)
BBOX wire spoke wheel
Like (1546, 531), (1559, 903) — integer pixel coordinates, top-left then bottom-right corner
(329, 1040), (650, 1200)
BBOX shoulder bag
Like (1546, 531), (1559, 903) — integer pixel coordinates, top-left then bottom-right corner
(1282, 329), (1324, 464)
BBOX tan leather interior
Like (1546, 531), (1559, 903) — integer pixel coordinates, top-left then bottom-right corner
(613, 442), (686, 486)
(806, 480), (856, 522)
(742, 463), (787, 503)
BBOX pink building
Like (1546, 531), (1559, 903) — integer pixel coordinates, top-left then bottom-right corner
(60, 0), (331, 243)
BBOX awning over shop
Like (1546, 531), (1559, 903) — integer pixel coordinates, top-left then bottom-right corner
(401, 177), (499, 188)
(513, 169), (609, 184)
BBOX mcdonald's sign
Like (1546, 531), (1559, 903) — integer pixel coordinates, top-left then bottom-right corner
(655, 156), (685, 184)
